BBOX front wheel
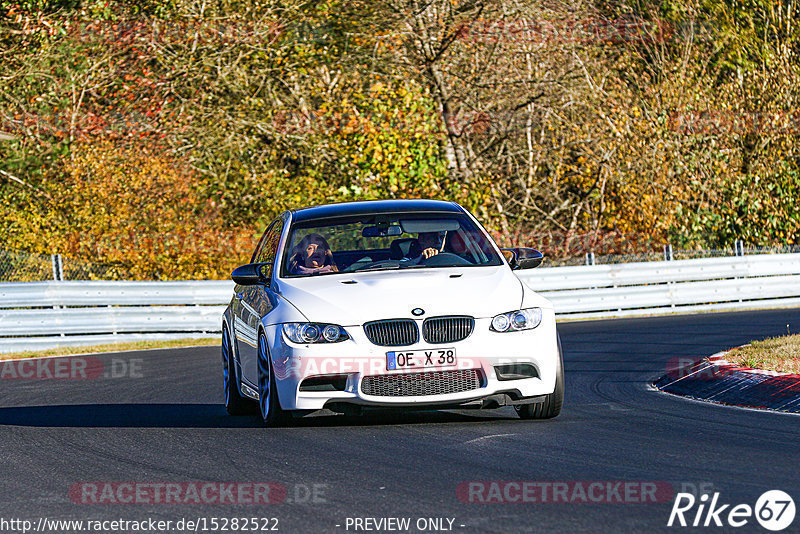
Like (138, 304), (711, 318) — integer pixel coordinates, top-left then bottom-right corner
(222, 326), (252, 415)
(516, 334), (564, 420)
(257, 332), (291, 427)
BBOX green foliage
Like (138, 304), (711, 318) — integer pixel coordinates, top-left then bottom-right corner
(659, 0), (800, 75)
(670, 164), (800, 248)
(1, 1), (80, 13)
(258, 81), (451, 211)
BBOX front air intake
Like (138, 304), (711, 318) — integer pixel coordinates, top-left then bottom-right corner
(422, 316), (474, 344)
(361, 369), (483, 397)
(363, 319), (419, 346)
(494, 364), (539, 381)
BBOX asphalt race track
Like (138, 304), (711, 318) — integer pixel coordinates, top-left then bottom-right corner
(2, 308), (800, 533)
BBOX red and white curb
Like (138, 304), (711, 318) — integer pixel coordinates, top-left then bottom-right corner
(654, 347), (800, 413)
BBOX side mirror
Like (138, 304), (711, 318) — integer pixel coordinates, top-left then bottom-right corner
(231, 262), (271, 285)
(501, 247), (544, 270)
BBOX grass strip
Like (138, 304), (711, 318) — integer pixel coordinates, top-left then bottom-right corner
(0, 337), (218, 360)
(727, 334), (800, 374)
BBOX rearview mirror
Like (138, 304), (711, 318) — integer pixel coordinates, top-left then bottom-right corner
(231, 262), (271, 285)
(362, 225), (403, 238)
(501, 248), (544, 270)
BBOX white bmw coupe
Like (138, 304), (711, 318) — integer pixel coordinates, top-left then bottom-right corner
(222, 200), (563, 425)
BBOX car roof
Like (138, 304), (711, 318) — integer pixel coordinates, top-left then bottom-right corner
(290, 199), (463, 223)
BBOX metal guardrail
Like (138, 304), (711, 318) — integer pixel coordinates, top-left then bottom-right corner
(517, 252), (800, 319)
(0, 280), (233, 307)
(1, 253), (800, 353)
(0, 281), (233, 354)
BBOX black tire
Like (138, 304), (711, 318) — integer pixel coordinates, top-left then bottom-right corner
(222, 326), (252, 415)
(257, 331), (291, 427)
(516, 334), (564, 420)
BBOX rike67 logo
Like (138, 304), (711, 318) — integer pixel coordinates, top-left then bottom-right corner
(668, 490), (796, 531)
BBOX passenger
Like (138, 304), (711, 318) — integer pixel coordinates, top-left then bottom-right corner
(447, 231), (468, 255)
(288, 233), (339, 275)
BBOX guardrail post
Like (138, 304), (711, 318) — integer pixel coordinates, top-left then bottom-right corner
(734, 240), (745, 303)
(662, 245), (675, 307)
(51, 254), (64, 281)
(51, 254), (65, 336)
(585, 252), (595, 266)
(109, 304), (117, 336)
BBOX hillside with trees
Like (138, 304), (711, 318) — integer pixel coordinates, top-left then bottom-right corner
(1, 0), (798, 278)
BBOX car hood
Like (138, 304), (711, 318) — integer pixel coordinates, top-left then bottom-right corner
(276, 266), (529, 325)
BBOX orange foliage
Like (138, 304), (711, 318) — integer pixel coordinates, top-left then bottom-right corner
(49, 140), (256, 280)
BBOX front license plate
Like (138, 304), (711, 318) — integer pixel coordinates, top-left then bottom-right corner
(386, 348), (457, 370)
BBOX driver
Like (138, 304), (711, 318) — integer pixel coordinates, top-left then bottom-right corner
(416, 231), (445, 260)
(288, 233), (339, 275)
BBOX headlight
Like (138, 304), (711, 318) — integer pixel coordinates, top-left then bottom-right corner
(490, 307), (542, 332)
(282, 323), (349, 343)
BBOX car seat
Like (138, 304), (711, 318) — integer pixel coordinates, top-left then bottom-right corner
(389, 238), (422, 260)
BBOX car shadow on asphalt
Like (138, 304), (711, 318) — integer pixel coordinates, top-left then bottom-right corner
(289, 408), (518, 427)
(0, 403), (518, 428)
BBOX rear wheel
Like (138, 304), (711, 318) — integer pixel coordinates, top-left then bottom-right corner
(257, 331), (291, 427)
(516, 334), (564, 420)
(222, 326), (251, 415)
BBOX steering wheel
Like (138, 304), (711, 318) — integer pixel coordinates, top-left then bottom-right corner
(419, 252), (473, 266)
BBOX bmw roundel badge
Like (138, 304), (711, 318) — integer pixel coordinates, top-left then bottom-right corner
(411, 308), (425, 316)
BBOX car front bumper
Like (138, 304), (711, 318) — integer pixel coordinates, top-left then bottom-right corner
(264, 311), (560, 411)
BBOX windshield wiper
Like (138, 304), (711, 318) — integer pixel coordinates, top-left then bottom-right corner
(399, 263), (462, 269)
(350, 264), (402, 273)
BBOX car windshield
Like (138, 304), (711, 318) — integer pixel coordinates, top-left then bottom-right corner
(280, 212), (504, 278)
